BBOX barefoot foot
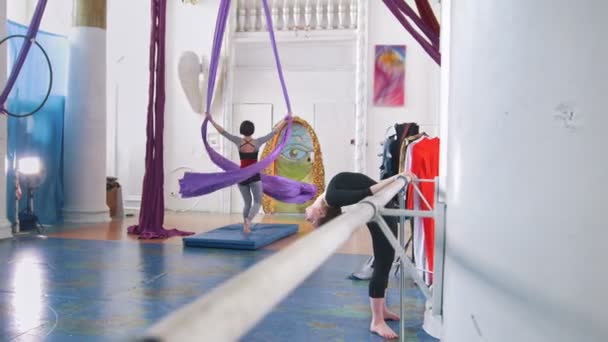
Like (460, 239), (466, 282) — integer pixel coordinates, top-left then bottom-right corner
(243, 220), (251, 234)
(370, 321), (398, 339)
(383, 308), (400, 321)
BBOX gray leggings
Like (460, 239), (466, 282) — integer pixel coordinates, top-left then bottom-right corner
(237, 181), (263, 221)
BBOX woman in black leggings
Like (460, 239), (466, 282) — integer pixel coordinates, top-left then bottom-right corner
(305, 171), (414, 339)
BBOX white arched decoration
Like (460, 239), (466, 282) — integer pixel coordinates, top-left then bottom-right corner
(177, 51), (226, 115)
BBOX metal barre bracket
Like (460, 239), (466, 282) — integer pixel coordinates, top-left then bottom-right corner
(358, 199), (379, 218)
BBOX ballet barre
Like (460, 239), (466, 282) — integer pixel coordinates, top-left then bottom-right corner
(137, 176), (445, 341)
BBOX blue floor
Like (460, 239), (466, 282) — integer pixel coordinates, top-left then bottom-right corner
(0, 236), (437, 341)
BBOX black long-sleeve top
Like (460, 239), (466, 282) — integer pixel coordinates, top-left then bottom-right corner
(325, 172), (376, 208)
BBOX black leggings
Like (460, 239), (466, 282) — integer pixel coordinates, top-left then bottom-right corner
(368, 215), (398, 298)
(322, 172), (400, 298)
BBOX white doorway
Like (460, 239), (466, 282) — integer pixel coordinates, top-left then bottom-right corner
(230, 103), (274, 214)
(313, 102), (356, 185)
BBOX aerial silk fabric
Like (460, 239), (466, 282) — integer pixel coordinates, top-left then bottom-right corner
(414, 0), (440, 38)
(0, 0), (48, 110)
(383, 0), (441, 65)
(5, 20), (67, 225)
(128, 0), (194, 239)
(178, 0), (317, 203)
(179, 119), (316, 204)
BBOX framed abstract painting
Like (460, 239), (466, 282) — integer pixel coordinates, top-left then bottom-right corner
(373, 45), (406, 107)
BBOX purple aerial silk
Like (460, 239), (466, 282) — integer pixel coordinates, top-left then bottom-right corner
(383, 0), (441, 65)
(0, 0), (48, 111)
(414, 0), (440, 39)
(179, 118), (317, 203)
(178, 0), (317, 203)
(390, 0), (439, 47)
(128, 0), (193, 239)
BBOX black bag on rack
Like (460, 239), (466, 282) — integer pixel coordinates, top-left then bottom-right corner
(391, 123), (419, 174)
(379, 134), (397, 180)
(380, 123), (419, 179)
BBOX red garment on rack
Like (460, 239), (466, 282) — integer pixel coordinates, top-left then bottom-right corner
(407, 137), (440, 276)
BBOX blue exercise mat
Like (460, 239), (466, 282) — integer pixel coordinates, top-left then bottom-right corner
(183, 223), (299, 250)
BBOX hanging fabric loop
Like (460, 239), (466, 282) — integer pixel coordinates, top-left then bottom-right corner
(0, 0), (49, 113)
(179, 0), (317, 203)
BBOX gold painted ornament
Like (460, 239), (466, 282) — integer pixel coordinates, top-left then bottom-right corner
(260, 116), (325, 214)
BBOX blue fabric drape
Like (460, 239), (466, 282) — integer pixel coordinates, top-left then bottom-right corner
(6, 20), (68, 224)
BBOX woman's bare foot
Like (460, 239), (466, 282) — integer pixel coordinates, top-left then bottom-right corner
(370, 321), (398, 339)
(243, 220), (251, 234)
(383, 308), (400, 321)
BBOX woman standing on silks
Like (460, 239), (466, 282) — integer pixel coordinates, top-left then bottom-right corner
(207, 114), (287, 233)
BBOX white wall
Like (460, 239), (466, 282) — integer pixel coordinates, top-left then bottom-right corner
(108, 0), (440, 213)
(224, 0), (442, 186)
(232, 41), (356, 119)
(0, 0), (6, 124)
(231, 40), (357, 212)
(443, 1), (608, 341)
(6, 0), (28, 25)
(437, 0), (450, 202)
(106, 0), (150, 210)
(164, 1), (229, 212)
(38, 0), (72, 35)
(232, 41), (356, 148)
(0, 1), (5, 113)
(7, 0), (72, 35)
(0, 0), (13, 238)
(107, 0), (225, 212)
(364, 0), (440, 179)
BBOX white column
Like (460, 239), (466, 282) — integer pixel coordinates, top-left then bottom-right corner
(63, 0), (109, 223)
(337, 0), (344, 29)
(260, 1), (267, 31)
(0, 0), (12, 238)
(443, 1), (608, 342)
(249, 0), (259, 31)
(326, 0), (333, 29)
(270, 0), (278, 30)
(353, 0), (368, 173)
(304, 0), (312, 29)
(292, 0), (300, 29)
(348, 0), (357, 29)
(282, 0), (290, 30)
(237, 0), (246, 32)
(437, 0), (450, 204)
(315, 0), (323, 30)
